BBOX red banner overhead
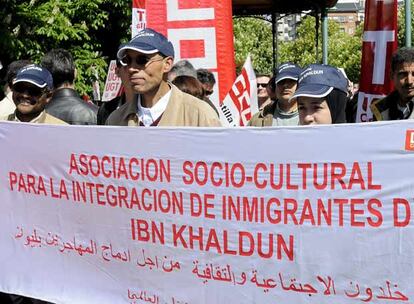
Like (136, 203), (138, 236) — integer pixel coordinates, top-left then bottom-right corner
(144, 0), (236, 107)
(356, 0), (398, 122)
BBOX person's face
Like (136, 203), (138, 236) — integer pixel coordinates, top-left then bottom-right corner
(257, 76), (270, 98)
(12, 82), (50, 116)
(392, 62), (414, 103)
(121, 50), (173, 94)
(297, 96), (332, 125)
(276, 79), (297, 102)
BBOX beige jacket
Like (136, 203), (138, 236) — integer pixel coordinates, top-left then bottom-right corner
(1, 111), (67, 125)
(248, 101), (277, 127)
(106, 85), (221, 127)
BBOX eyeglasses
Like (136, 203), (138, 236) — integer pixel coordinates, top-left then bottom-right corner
(13, 83), (47, 97)
(119, 54), (165, 67)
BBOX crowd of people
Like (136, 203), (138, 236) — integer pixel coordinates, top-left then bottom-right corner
(0, 27), (414, 304)
(1, 28), (414, 129)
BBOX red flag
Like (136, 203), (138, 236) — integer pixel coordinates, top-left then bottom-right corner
(219, 55), (257, 127)
(145, 0), (236, 108)
(356, 0), (398, 122)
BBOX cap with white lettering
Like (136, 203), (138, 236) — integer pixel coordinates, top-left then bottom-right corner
(13, 64), (53, 90)
(117, 28), (175, 59)
(289, 64), (348, 100)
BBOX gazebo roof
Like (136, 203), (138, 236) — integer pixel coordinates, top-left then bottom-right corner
(233, 0), (339, 15)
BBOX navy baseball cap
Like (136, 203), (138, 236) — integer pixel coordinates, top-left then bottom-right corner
(289, 64), (348, 100)
(117, 28), (175, 59)
(275, 62), (301, 84)
(13, 64), (53, 90)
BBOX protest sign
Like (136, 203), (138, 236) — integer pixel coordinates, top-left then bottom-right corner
(101, 60), (122, 102)
(356, 0), (398, 122)
(132, 0), (147, 37)
(219, 55), (257, 127)
(145, 0), (235, 109)
(0, 121), (413, 303)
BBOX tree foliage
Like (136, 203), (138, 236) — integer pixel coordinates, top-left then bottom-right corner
(397, 1), (414, 47)
(2, 2), (409, 96)
(233, 15), (363, 82)
(0, 0), (131, 96)
(279, 16), (363, 82)
(233, 16), (273, 74)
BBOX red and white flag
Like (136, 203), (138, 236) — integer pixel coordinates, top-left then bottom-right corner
(132, 0), (146, 37)
(356, 0), (398, 122)
(219, 55), (257, 127)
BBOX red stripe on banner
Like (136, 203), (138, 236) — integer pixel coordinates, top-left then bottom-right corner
(360, 0), (397, 93)
(356, 0), (398, 122)
(132, 0), (146, 9)
(180, 40), (205, 58)
(146, 1), (167, 35)
(146, 0), (235, 103)
(178, 0), (214, 10)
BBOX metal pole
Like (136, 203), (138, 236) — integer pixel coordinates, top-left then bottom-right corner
(315, 12), (320, 62)
(275, 14), (279, 68)
(406, 0), (412, 47)
(272, 12), (279, 72)
(322, 8), (328, 64)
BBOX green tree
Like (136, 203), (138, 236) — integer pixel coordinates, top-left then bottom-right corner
(279, 16), (363, 82)
(233, 15), (363, 82)
(0, 0), (131, 97)
(397, 1), (414, 47)
(233, 16), (273, 74)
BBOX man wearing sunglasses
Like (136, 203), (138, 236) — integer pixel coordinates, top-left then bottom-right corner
(106, 28), (220, 127)
(256, 73), (271, 110)
(0, 64), (66, 125)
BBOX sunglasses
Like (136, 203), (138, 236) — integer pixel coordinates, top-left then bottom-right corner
(119, 55), (165, 67)
(257, 83), (268, 89)
(13, 84), (47, 97)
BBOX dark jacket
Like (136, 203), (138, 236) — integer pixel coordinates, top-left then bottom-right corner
(46, 88), (98, 125)
(97, 94), (126, 125)
(370, 90), (414, 121)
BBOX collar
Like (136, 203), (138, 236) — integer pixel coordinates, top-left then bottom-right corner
(137, 89), (172, 126)
(52, 88), (80, 98)
(275, 102), (298, 116)
(397, 100), (413, 119)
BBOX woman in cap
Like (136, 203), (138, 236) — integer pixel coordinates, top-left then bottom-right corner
(290, 64), (348, 125)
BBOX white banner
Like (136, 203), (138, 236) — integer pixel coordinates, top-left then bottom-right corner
(219, 55), (257, 127)
(0, 121), (414, 304)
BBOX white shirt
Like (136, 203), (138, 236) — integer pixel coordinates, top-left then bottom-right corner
(137, 90), (172, 126)
(0, 91), (16, 117)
